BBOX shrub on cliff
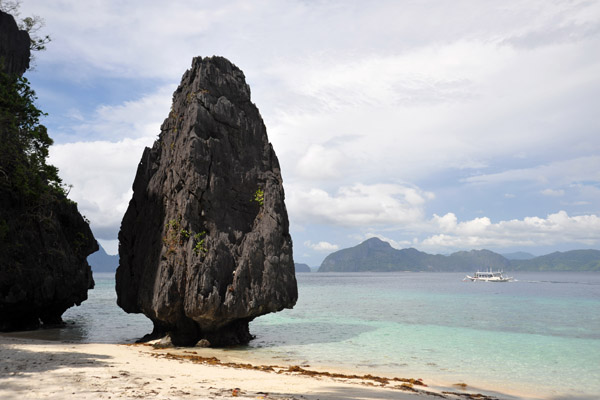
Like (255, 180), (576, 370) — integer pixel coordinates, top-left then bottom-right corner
(0, 71), (64, 205)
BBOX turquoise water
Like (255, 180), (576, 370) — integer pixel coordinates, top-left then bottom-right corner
(246, 272), (600, 398)
(19, 271), (600, 398)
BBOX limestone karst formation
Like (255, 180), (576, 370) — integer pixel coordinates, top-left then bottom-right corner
(0, 10), (30, 75)
(0, 10), (98, 331)
(116, 56), (298, 346)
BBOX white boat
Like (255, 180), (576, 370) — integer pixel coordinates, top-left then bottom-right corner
(464, 269), (513, 282)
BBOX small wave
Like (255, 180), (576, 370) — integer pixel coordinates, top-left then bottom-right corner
(520, 279), (600, 286)
(539, 280), (600, 286)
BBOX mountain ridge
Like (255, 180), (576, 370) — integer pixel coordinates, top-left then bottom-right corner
(318, 238), (600, 272)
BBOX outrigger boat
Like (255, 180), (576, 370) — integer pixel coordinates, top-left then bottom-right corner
(464, 269), (513, 282)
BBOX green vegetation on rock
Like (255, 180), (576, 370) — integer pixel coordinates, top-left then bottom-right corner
(0, 71), (65, 203)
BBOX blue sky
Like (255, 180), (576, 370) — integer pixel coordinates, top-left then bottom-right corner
(15, 0), (600, 266)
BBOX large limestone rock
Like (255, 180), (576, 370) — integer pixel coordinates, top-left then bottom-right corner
(0, 11), (97, 330)
(116, 56), (298, 346)
(0, 11), (30, 75)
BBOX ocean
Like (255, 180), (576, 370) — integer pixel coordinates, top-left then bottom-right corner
(12, 271), (600, 399)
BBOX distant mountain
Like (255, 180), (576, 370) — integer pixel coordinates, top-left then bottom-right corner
(318, 238), (600, 272)
(87, 245), (119, 273)
(318, 238), (507, 272)
(294, 263), (311, 273)
(509, 250), (600, 271)
(502, 251), (536, 260)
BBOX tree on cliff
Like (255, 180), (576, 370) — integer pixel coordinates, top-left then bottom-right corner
(0, 0), (51, 52)
(1, 3), (62, 208)
(0, 72), (64, 206)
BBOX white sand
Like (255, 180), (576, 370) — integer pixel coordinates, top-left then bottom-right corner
(0, 335), (530, 399)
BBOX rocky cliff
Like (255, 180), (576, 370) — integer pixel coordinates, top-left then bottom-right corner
(116, 56), (297, 346)
(0, 11), (30, 75)
(0, 199), (97, 330)
(0, 10), (97, 331)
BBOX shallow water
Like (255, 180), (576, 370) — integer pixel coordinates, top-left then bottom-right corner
(246, 272), (600, 398)
(11, 271), (600, 399)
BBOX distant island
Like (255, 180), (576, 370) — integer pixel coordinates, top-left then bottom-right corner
(318, 238), (600, 272)
(87, 245), (119, 273)
(294, 263), (312, 273)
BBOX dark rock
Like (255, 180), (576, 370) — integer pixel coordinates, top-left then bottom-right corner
(116, 56), (298, 346)
(0, 199), (97, 331)
(0, 11), (30, 75)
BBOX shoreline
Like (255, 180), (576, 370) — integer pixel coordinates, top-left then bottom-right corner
(0, 335), (556, 400)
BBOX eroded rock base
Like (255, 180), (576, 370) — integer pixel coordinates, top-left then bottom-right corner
(139, 319), (254, 348)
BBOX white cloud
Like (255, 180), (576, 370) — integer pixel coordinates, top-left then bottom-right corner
(464, 156), (600, 186)
(363, 233), (414, 250)
(421, 211), (600, 251)
(541, 188), (565, 197)
(287, 183), (434, 227)
(15, 0), (600, 265)
(295, 144), (348, 180)
(97, 239), (119, 256)
(69, 85), (173, 141)
(47, 87), (171, 241)
(304, 241), (339, 252)
(49, 137), (154, 241)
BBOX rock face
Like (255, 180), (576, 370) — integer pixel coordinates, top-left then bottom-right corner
(0, 11), (97, 331)
(0, 200), (97, 330)
(116, 56), (298, 346)
(0, 11), (30, 75)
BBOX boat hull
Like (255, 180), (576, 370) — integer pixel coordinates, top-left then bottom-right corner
(464, 270), (513, 282)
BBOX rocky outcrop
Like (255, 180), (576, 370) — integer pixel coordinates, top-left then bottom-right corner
(116, 56), (297, 346)
(0, 11), (30, 75)
(0, 199), (97, 330)
(0, 10), (97, 331)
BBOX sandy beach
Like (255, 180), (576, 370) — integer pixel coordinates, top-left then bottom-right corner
(0, 335), (525, 400)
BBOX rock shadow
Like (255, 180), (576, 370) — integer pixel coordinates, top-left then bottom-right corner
(0, 341), (111, 376)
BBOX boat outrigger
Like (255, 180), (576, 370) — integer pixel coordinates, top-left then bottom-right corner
(464, 269), (513, 282)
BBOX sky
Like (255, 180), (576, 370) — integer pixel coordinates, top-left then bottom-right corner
(13, 0), (600, 266)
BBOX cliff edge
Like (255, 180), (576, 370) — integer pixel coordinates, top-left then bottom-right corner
(0, 10), (30, 75)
